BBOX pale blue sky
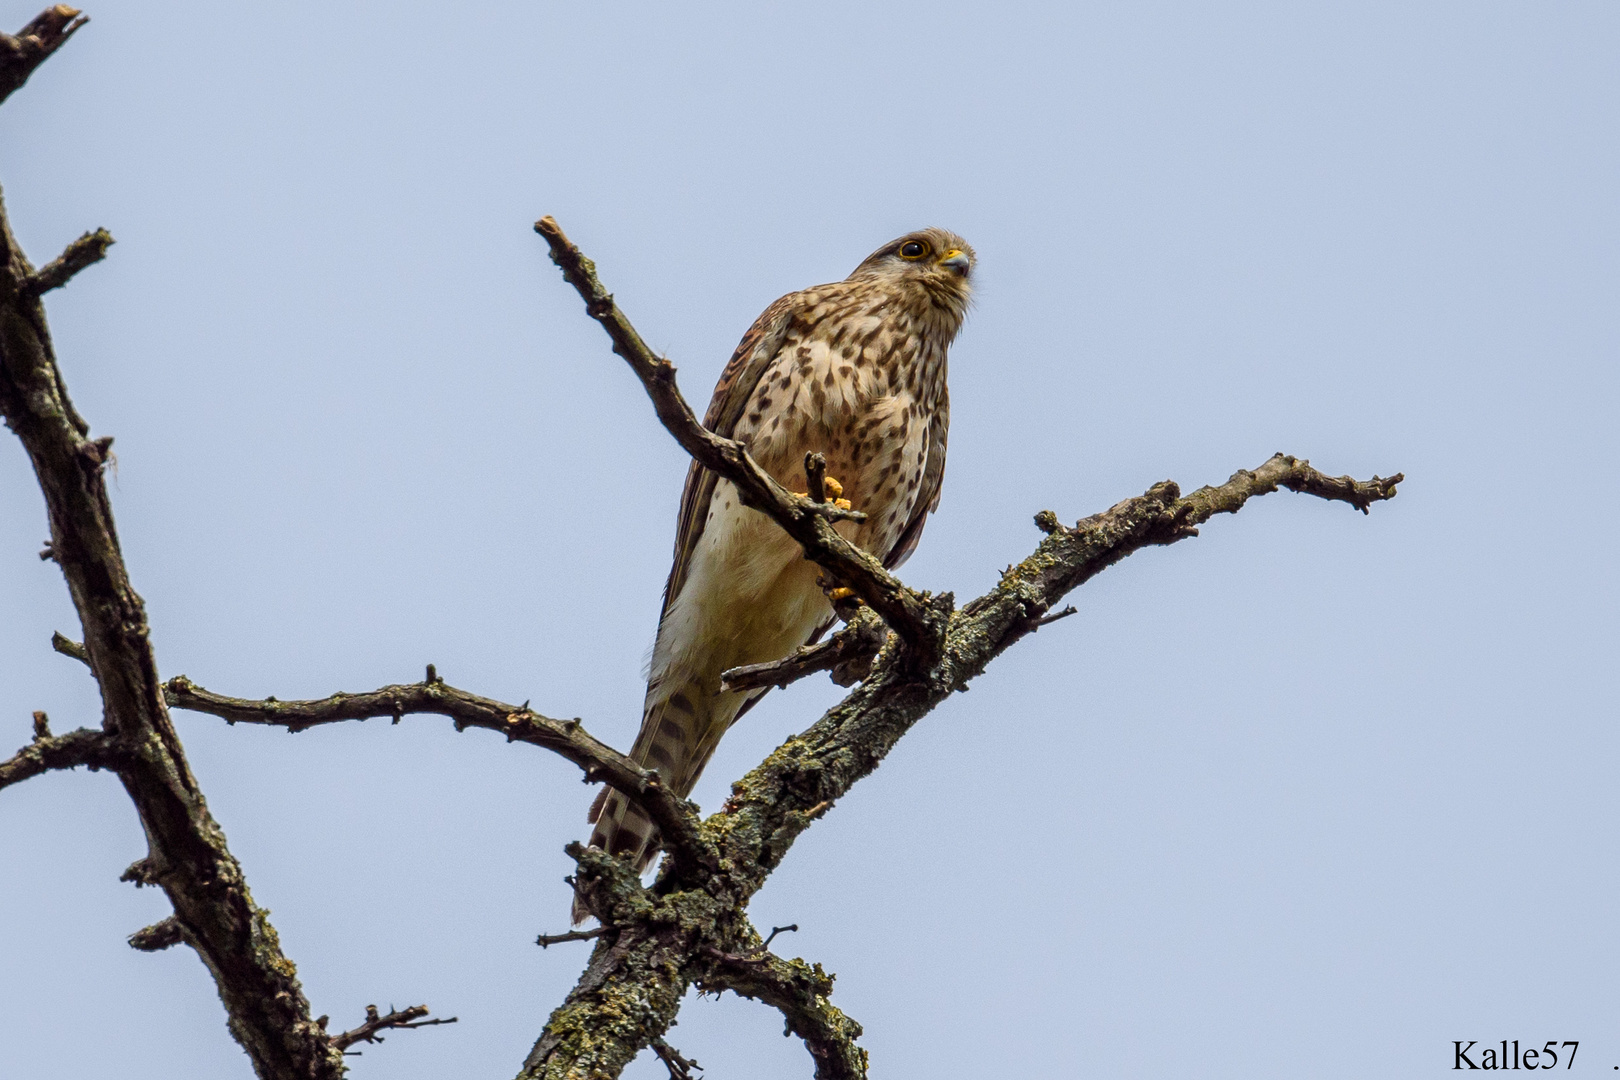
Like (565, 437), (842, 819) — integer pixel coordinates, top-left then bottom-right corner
(2, 2), (1616, 1077)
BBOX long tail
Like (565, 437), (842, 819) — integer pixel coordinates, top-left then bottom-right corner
(571, 679), (727, 925)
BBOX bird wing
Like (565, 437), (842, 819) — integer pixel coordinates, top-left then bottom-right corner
(883, 383), (949, 570)
(660, 290), (802, 618)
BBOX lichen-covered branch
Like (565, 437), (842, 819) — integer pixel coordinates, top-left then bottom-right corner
(534, 216), (947, 668)
(707, 455), (1401, 904)
(163, 673), (714, 874)
(697, 947), (866, 1080)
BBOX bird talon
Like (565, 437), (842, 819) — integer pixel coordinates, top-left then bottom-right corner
(794, 474), (854, 512)
(828, 587), (858, 602)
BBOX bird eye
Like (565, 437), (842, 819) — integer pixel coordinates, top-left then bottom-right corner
(898, 240), (929, 260)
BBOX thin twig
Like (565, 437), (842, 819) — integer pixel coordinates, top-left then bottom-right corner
(537, 925), (613, 949)
(650, 1037), (702, 1079)
(328, 1004), (458, 1053)
(1035, 604), (1077, 627)
(51, 631), (89, 665)
(762, 924), (799, 950)
(721, 608), (889, 693)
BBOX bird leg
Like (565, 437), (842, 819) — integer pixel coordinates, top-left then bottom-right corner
(818, 574), (864, 617)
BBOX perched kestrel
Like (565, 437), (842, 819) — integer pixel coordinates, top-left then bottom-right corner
(576, 228), (974, 921)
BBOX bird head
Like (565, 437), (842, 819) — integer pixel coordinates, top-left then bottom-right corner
(848, 228), (976, 315)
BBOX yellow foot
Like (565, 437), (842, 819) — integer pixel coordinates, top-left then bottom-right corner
(794, 473), (853, 510)
(828, 587), (859, 602)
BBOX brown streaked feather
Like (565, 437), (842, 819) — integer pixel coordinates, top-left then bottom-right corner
(884, 383), (949, 570)
(660, 290), (802, 618)
(575, 228), (973, 925)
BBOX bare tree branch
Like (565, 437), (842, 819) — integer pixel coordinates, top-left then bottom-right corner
(163, 673), (716, 874)
(707, 454), (1402, 907)
(0, 4), (85, 106)
(721, 608), (889, 693)
(0, 724), (120, 791)
(128, 915), (184, 952)
(327, 1004), (458, 1053)
(697, 948), (866, 1080)
(0, 24), (1405, 1069)
(534, 216), (950, 669)
(51, 629), (89, 665)
(537, 925), (615, 949)
(0, 16), (352, 1076)
(28, 227), (113, 294)
(650, 1037), (702, 1079)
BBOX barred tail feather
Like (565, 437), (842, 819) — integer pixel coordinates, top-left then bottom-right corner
(569, 682), (713, 925)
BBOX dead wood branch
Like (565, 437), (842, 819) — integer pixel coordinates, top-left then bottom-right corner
(128, 915), (184, 952)
(0, 4), (85, 106)
(0, 725), (120, 791)
(722, 608), (889, 692)
(28, 227), (113, 294)
(51, 630), (89, 665)
(698, 948), (866, 1080)
(328, 1004), (458, 1053)
(162, 674), (715, 873)
(0, 12), (350, 1077)
(537, 925), (615, 949)
(650, 1037), (702, 1079)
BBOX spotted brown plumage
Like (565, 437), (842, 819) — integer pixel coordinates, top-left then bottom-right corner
(574, 228), (974, 923)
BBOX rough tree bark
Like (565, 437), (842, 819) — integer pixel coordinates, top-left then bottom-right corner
(0, 12), (1401, 1080)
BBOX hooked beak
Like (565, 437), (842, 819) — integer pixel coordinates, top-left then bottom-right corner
(937, 248), (971, 276)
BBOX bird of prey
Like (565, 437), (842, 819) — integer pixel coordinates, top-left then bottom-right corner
(575, 228), (974, 922)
